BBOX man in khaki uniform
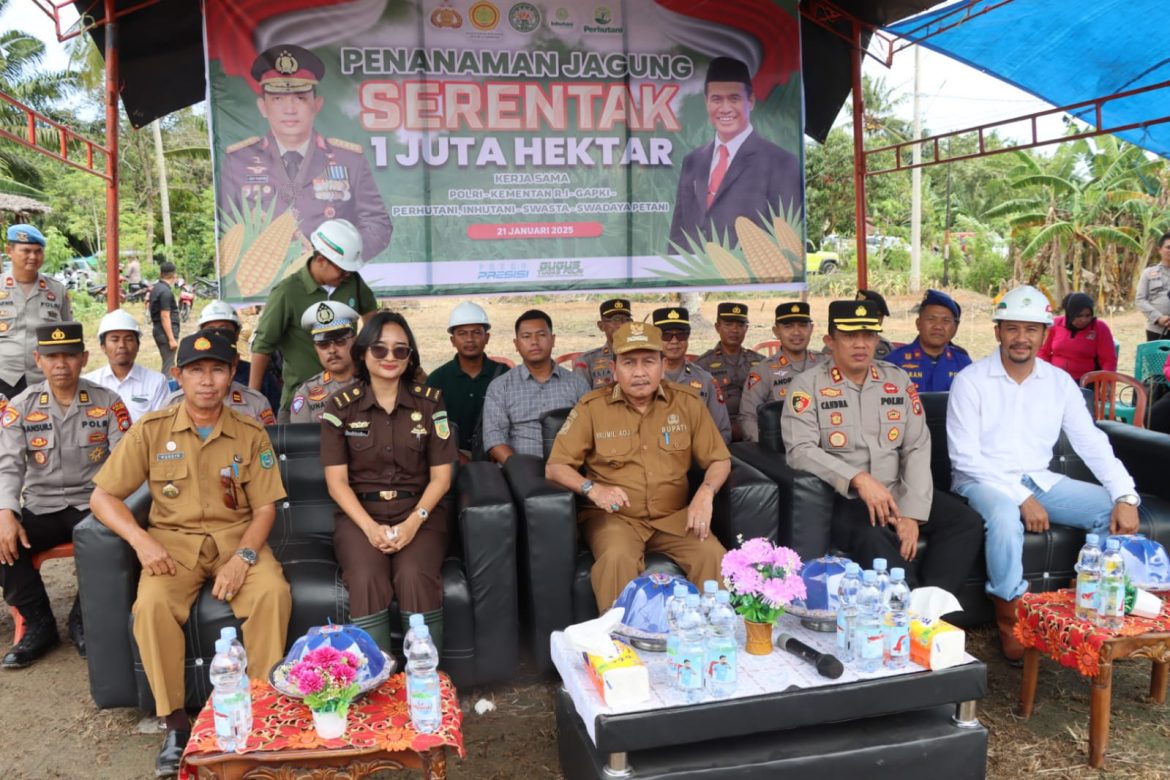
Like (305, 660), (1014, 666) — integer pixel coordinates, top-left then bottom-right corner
(694, 302), (765, 440)
(653, 306), (731, 443)
(91, 330), (291, 777)
(572, 299), (633, 389)
(741, 302), (821, 443)
(289, 301), (359, 423)
(548, 321), (732, 612)
(0, 225), (72, 399)
(0, 322), (130, 668)
(781, 300), (981, 596)
(164, 327), (276, 425)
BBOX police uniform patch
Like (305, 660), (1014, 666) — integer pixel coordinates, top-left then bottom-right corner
(830, 411), (843, 426)
(1, 406), (19, 427)
(88, 446), (106, 463)
(887, 427), (901, 442)
(883, 383), (898, 394)
(790, 391), (812, 414)
(86, 406), (107, 419)
(747, 372), (761, 389)
(111, 400), (132, 432)
(322, 412), (343, 427)
(689, 379), (703, 390)
(260, 408), (276, 426)
(830, 367), (843, 383)
(887, 410), (902, 422)
(291, 396), (306, 414)
(308, 386), (327, 401)
(25, 411), (47, 423)
(828, 430), (847, 448)
(716, 387), (725, 404)
(259, 449), (275, 469)
(87, 431), (107, 444)
(434, 411), (451, 440)
(819, 387), (843, 398)
(32, 451), (47, 466)
(29, 436), (47, 448)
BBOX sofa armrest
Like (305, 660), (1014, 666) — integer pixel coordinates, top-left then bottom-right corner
(1098, 420), (1170, 499)
(74, 483), (152, 709)
(730, 443), (835, 561)
(503, 453), (577, 671)
(714, 458), (779, 548)
(455, 461), (519, 685)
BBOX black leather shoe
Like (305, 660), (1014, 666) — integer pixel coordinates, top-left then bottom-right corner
(67, 597), (85, 658)
(1, 613), (59, 669)
(155, 729), (190, 778)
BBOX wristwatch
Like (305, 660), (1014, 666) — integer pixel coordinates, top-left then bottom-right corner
(1115, 494), (1141, 507)
(580, 480), (595, 496)
(235, 548), (258, 567)
(415, 507), (430, 520)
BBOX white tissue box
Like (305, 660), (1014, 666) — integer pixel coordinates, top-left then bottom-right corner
(910, 618), (965, 670)
(585, 639), (650, 707)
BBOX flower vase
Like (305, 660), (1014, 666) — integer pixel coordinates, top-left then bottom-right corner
(311, 705), (349, 739)
(744, 619), (774, 655)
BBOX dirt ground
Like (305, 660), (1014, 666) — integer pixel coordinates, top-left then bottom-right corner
(3, 289), (1169, 779)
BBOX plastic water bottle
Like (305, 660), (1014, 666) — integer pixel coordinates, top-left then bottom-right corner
(836, 563), (862, 663)
(209, 637), (251, 752)
(402, 613), (426, 657)
(873, 558), (890, 596)
(883, 568), (911, 670)
(1096, 538), (1127, 631)
(665, 584), (689, 674)
(1074, 534), (1103, 621)
(699, 580), (719, 621)
(853, 570), (884, 673)
(219, 627), (252, 735)
(675, 594), (706, 703)
(406, 624), (442, 733)
(704, 590), (738, 698)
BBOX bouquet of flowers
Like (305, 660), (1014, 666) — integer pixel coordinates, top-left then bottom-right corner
(720, 537), (806, 624)
(288, 646), (362, 714)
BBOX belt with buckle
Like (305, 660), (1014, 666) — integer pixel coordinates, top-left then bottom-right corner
(357, 490), (418, 501)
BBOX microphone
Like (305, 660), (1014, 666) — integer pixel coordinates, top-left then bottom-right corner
(775, 632), (845, 679)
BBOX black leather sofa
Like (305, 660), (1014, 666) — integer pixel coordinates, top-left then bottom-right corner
(731, 393), (1170, 627)
(74, 423), (519, 712)
(504, 408), (781, 672)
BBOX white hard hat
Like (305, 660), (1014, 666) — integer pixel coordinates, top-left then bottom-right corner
(310, 219), (364, 272)
(993, 285), (1054, 325)
(447, 301), (490, 332)
(300, 300), (360, 340)
(198, 300), (241, 328)
(97, 309), (141, 337)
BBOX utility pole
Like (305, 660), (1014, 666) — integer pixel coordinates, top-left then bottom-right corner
(910, 44), (922, 293)
(152, 120), (173, 259)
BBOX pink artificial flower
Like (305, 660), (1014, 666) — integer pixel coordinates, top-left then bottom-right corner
(294, 668), (325, 694)
(739, 537), (775, 566)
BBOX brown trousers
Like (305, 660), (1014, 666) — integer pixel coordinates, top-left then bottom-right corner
(133, 536), (291, 716)
(582, 513), (726, 612)
(334, 499), (449, 618)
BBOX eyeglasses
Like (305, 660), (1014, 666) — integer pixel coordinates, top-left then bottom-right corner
(219, 468), (238, 510)
(603, 315), (632, 324)
(661, 330), (690, 341)
(316, 335), (353, 347)
(369, 343), (413, 361)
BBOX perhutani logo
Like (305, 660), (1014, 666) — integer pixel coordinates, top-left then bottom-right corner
(508, 2), (541, 33)
(584, 4), (622, 32)
(550, 6), (573, 29)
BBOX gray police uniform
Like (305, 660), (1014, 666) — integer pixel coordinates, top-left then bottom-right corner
(289, 370), (357, 424)
(573, 344), (615, 389)
(0, 273), (72, 390)
(740, 351), (821, 443)
(165, 381), (276, 426)
(693, 344), (765, 423)
(220, 132), (393, 262)
(1136, 264), (1170, 338)
(664, 363), (731, 443)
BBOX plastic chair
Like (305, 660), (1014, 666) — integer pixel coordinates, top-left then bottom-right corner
(554, 352), (581, 368)
(1134, 340), (1170, 381)
(753, 340), (782, 356)
(487, 355), (516, 369)
(9, 543), (74, 644)
(1079, 371), (1147, 427)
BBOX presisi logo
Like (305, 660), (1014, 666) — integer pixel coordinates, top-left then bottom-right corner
(537, 260), (583, 278)
(477, 263), (530, 281)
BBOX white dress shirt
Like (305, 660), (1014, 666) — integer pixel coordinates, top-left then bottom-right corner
(708, 125), (754, 179)
(947, 352), (1135, 504)
(83, 362), (172, 422)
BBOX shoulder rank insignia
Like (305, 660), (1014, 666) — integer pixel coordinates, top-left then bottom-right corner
(830, 367), (843, 384)
(226, 136), (261, 153)
(232, 390), (244, 404)
(321, 412), (343, 427)
(327, 137), (363, 153)
(38, 392), (50, 406)
(78, 390), (89, 404)
(333, 386), (362, 408)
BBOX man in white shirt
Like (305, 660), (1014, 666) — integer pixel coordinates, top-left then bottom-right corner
(83, 309), (171, 422)
(946, 285), (1141, 662)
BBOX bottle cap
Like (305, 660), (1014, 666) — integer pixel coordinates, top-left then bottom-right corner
(715, 589), (730, 603)
(845, 562), (861, 574)
(1086, 534), (1099, 545)
(673, 584), (689, 596)
(686, 593), (700, 606)
(703, 580), (718, 593)
(409, 613), (425, 627)
(862, 570), (876, 582)
(873, 558), (888, 571)
(1106, 538), (1121, 550)
(415, 624), (431, 639)
(890, 567), (905, 580)
(220, 626), (238, 640)
(215, 638), (231, 654)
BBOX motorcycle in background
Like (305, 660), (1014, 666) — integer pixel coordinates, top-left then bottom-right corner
(178, 281), (195, 322)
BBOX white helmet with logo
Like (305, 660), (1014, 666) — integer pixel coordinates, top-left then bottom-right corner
(447, 301), (490, 332)
(993, 285), (1053, 325)
(310, 219), (364, 272)
(97, 308), (141, 337)
(198, 299), (242, 328)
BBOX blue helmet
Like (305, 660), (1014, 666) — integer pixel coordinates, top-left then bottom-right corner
(793, 555), (852, 613)
(1112, 535), (1170, 589)
(283, 623), (386, 683)
(612, 573), (697, 645)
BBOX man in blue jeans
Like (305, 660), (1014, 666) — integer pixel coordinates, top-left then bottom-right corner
(946, 285), (1141, 663)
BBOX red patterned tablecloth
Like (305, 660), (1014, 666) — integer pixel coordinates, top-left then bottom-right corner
(1015, 589), (1170, 677)
(178, 672), (464, 779)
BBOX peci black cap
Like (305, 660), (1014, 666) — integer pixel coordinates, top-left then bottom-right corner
(600, 299), (632, 318)
(829, 300), (883, 332)
(251, 45), (324, 94)
(652, 307), (690, 329)
(774, 302), (811, 323)
(176, 329), (237, 368)
(855, 289), (890, 317)
(705, 56), (753, 93)
(716, 302), (749, 322)
(36, 322), (84, 354)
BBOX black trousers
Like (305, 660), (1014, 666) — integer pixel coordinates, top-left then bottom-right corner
(831, 491), (983, 597)
(0, 375), (27, 401)
(0, 506), (85, 614)
(1148, 330), (1167, 342)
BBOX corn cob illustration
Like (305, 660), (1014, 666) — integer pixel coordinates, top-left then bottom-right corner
(771, 215), (804, 267)
(736, 217), (794, 282)
(235, 211), (299, 297)
(218, 223), (246, 278)
(705, 242), (750, 282)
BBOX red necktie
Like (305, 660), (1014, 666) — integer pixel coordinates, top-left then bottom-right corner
(707, 145), (729, 209)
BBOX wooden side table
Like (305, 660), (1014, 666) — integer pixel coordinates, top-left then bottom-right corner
(179, 674), (463, 780)
(1014, 589), (1170, 768)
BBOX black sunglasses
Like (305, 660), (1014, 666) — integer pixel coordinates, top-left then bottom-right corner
(369, 344), (413, 360)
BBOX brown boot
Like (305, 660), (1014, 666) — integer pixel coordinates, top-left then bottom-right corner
(991, 596), (1025, 665)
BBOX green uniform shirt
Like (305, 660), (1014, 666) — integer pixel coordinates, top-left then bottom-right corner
(425, 355), (509, 450)
(250, 257), (377, 408)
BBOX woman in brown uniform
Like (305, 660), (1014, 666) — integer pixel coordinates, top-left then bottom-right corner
(321, 311), (456, 654)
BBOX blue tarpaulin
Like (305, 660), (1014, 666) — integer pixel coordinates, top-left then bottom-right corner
(887, 0), (1170, 158)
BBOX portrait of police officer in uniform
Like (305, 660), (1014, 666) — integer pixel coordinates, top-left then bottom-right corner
(219, 44), (392, 262)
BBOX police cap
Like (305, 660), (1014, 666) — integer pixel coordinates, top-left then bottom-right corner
(829, 300), (883, 332)
(251, 45), (324, 94)
(36, 322), (84, 354)
(176, 330), (237, 367)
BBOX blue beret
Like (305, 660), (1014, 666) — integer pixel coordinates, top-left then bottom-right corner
(6, 224), (45, 246)
(921, 289), (961, 320)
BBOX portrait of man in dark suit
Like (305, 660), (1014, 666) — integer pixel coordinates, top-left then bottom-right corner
(667, 56), (802, 252)
(219, 44), (393, 262)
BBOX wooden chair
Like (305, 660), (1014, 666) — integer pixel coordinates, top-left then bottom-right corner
(9, 543), (74, 643)
(1079, 371), (1148, 428)
(488, 355), (516, 369)
(753, 340), (782, 357)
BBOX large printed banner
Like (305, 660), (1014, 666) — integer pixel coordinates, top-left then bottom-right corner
(206, 0), (805, 301)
